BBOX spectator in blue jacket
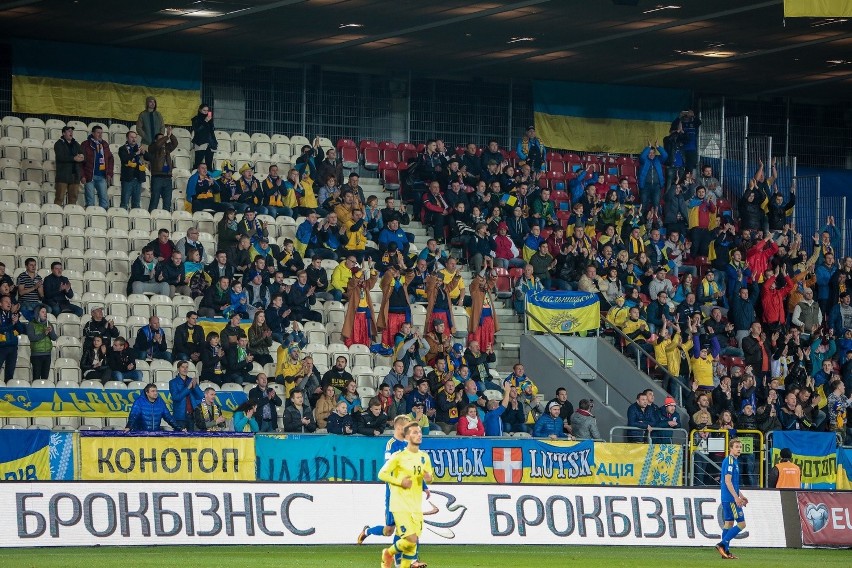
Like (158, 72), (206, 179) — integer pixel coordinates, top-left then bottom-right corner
(829, 292), (852, 336)
(638, 142), (667, 216)
(169, 361), (204, 431)
(533, 401), (569, 438)
(516, 126), (546, 172)
(815, 253), (837, 316)
(125, 383), (182, 432)
(378, 218), (410, 255)
(626, 391), (656, 442)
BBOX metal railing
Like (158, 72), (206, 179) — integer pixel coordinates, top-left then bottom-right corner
(689, 428), (765, 488)
(523, 308), (620, 409)
(600, 319), (691, 406)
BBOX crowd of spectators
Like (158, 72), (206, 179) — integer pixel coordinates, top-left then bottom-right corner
(3, 103), (849, 448)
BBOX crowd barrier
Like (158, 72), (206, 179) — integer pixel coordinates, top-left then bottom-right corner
(1, 429), (850, 490)
(1, 483), (796, 547)
(0, 387), (248, 418)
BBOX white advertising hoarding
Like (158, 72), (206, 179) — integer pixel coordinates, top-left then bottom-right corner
(0, 483), (787, 548)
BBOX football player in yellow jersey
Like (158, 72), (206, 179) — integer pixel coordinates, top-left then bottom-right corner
(378, 423), (434, 568)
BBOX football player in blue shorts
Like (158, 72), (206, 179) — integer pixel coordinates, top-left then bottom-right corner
(716, 437), (748, 559)
(358, 415), (428, 568)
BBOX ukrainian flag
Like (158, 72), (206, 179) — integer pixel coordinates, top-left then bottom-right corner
(0, 429), (54, 480)
(12, 39), (200, 125)
(533, 80), (691, 154)
(784, 0), (852, 17)
(837, 447), (852, 490)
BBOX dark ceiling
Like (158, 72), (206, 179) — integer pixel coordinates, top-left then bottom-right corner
(2, 0), (851, 100)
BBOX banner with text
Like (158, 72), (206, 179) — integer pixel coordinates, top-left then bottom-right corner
(256, 435), (682, 486)
(836, 447), (852, 491)
(79, 432), (254, 481)
(770, 431), (837, 489)
(0, 387), (247, 418)
(0, 431), (75, 481)
(526, 291), (600, 334)
(797, 491), (852, 547)
(0, 482), (787, 547)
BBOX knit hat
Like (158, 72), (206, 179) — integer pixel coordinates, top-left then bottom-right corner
(239, 163), (252, 174)
(497, 222), (508, 232)
(520, 380), (533, 392)
(664, 396), (676, 406)
(546, 401), (561, 411)
(452, 343), (464, 353)
(220, 160), (235, 173)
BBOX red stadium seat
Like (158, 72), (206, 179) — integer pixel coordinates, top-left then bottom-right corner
(494, 267), (513, 299)
(378, 160), (400, 191)
(360, 140), (379, 170)
(398, 142), (417, 164)
(416, 143), (426, 153)
(556, 210), (572, 229)
(379, 141), (400, 163)
(507, 150), (519, 168)
(337, 139), (358, 168)
(552, 190), (570, 211)
(620, 162), (637, 178)
(546, 154), (565, 174)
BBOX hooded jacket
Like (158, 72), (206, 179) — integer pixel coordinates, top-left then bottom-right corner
(135, 97), (164, 146)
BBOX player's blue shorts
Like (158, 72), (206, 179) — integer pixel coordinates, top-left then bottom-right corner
(722, 501), (744, 523)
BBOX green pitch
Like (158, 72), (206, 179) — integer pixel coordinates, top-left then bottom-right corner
(0, 545), (849, 567)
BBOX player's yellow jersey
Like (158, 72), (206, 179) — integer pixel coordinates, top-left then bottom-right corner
(378, 449), (433, 513)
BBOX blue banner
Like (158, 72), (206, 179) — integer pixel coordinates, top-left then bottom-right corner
(770, 431), (837, 489)
(0, 430), (75, 481)
(257, 435), (607, 485)
(0, 388), (248, 418)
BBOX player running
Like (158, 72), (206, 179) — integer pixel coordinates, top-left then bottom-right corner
(378, 423), (433, 568)
(358, 415), (428, 568)
(716, 437), (748, 559)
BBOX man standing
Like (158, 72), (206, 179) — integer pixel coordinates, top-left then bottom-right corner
(283, 388), (318, 433)
(136, 96), (164, 146)
(16, 257), (43, 320)
(716, 438), (748, 559)
(193, 387), (226, 432)
(146, 127), (179, 212)
(80, 125), (113, 209)
(169, 361), (203, 431)
(118, 130), (147, 210)
(250, 373), (282, 432)
(42, 262), (83, 317)
(53, 126), (84, 206)
(768, 447), (802, 488)
(468, 262), (500, 350)
(0, 296), (26, 383)
(377, 423), (434, 568)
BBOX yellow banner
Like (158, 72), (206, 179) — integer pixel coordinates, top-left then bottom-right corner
(838, 464), (852, 490)
(784, 0), (852, 17)
(0, 447), (50, 481)
(12, 75), (197, 126)
(535, 111), (672, 155)
(79, 435), (255, 481)
(526, 291), (600, 334)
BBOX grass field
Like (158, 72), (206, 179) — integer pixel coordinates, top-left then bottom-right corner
(0, 545), (849, 568)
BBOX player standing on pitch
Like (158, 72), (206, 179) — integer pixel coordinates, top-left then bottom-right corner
(378, 423), (434, 568)
(358, 415), (428, 568)
(716, 437), (748, 559)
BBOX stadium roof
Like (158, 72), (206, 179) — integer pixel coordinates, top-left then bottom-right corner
(2, 0), (851, 100)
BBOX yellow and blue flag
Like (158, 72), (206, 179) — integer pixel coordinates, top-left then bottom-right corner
(526, 290), (600, 334)
(533, 80), (690, 154)
(0, 430), (75, 481)
(12, 39), (200, 125)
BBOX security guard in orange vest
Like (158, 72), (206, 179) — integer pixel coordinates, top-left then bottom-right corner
(769, 447), (801, 488)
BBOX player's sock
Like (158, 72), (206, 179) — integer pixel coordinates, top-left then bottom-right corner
(722, 525), (742, 550)
(392, 536), (404, 565)
(366, 525), (385, 536)
(397, 539), (417, 568)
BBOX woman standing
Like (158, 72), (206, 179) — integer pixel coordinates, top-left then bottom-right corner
(233, 399), (259, 432)
(26, 305), (57, 382)
(338, 379), (363, 414)
(314, 384), (337, 429)
(216, 207), (240, 252)
(247, 310), (274, 366)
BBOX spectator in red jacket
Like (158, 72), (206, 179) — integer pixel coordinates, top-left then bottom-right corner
(761, 265), (795, 331)
(81, 125), (114, 209)
(493, 223), (524, 269)
(456, 404), (485, 436)
(746, 233), (778, 284)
